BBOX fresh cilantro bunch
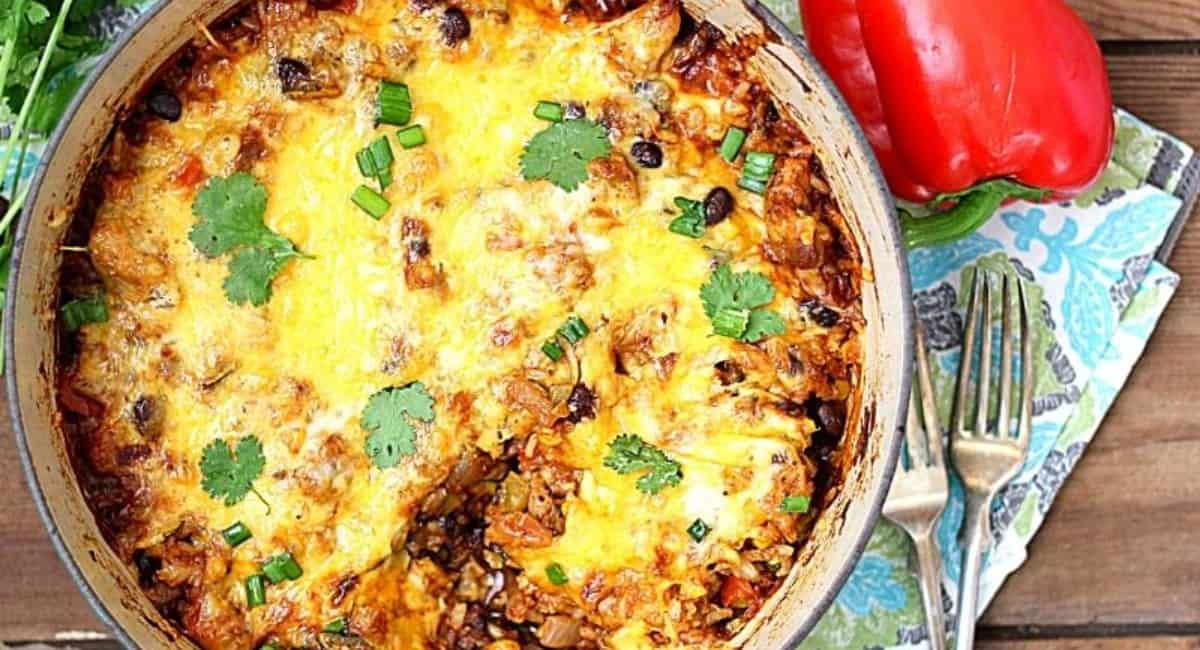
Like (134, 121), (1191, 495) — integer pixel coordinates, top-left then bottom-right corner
(188, 173), (306, 306)
(361, 382), (436, 469)
(200, 435), (267, 508)
(0, 0), (115, 129)
(700, 264), (787, 343)
(603, 434), (683, 495)
(519, 119), (612, 192)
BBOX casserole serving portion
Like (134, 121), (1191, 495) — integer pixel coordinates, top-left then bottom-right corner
(53, 0), (867, 647)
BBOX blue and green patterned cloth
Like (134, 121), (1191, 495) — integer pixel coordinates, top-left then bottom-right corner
(5, 2), (1196, 647)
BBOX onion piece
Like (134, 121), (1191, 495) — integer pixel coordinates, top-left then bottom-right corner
(537, 615), (582, 648)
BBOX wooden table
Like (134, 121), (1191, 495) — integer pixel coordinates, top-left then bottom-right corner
(3, 0), (1199, 647)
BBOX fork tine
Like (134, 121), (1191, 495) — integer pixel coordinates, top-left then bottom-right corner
(974, 274), (993, 436)
(914, 327), (944, 466)
(953, 270), (984, 434)
(1017, 279), (1035, 451)
(996, 275), (1014, 438)
(905, 387), (928, 468)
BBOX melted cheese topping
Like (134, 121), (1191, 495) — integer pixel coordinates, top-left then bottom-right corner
(64, 0), (860, 648)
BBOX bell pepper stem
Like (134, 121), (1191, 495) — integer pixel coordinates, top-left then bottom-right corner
(900, 179), (1050, 249)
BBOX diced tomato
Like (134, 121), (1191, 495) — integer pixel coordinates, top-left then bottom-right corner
(171, 154), (206, 188)
(719, 575), (758, 609)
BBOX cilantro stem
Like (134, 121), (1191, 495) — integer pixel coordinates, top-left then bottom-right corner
(0, 0), (31, 113)
(249, 485), (272, 514)
(0, 183), (29, 243)
(0, 0), (77, 194)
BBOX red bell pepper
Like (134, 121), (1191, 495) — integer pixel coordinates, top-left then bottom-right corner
(800, 0), (1114, 248)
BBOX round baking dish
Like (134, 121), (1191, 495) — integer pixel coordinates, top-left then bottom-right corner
(6, 0), (911, 646)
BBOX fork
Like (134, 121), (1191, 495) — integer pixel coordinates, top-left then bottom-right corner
(950, 270), (1035, 650)
(883, 327), (948, 650)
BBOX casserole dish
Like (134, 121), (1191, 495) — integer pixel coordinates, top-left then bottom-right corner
(7, 0), (911, 646)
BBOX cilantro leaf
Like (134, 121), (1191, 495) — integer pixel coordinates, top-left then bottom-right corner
(222, 238), (300, 306)
(699, 264), (786, 342)
(699, 264), (738, 319)
(603, 434), (683, 495)
(362, 382), (436, 469)
(200, 436), (266, 507)
(189, 173), (271, 256)
(520, 119), (612, 192)
(188, 173), (305, 306)
(743, 308), (786, 343)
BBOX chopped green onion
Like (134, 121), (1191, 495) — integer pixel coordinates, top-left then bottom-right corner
(669, 215), (704, 238)
(719, 127), (746, 162)
(395, 124), (426, 149)
(669, 196), (704, 238)
(245, 574), (266, 608)
(262, 552), (303, 584)
(780, 495), (812, 513)
(259, 645), (279, 650)
(534, 100), (565, 123)
(711, 306), (750, 338)
(356, 137), (394, 190)
(323, 618), (348, 635)
(557, 315), (590, 344)
(687, 518), (711, 542)
(222, 521), (252, 547)
(377, 81), (413, 126)
(351, 185), (390, 220)
(744, 151), (776, 170)
(737, 176), (768, 195)
(542, 338), (565, 362)
(740, 151), (777, 192)
(368, 135), (395, 165)
(61, 296), (108, 332)
(545, 562), (568, 585)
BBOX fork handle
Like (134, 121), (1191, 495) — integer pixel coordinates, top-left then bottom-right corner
(955, 492), (992, 650)
(913, 532), (947, 650)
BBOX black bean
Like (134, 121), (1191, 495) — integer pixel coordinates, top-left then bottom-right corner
(800, 299), (840, 327)
(805, 430), (840, 464)
(629, 141), (663, 169)
(713, 359), (745, 385)
(633, 79), (672, 113)
(131, 395), (163, 438)
(276, 57), (313, 93)
(563, 101), (585, 120)
(133, 550), (162, 588)
(145, 88), (182, 122)
(816, 401), (845, 436)
(703, 187), (734, 225)
(565, 384), (596, 423)
(440, 7), (471, 45)
(408, 238), (431, 259)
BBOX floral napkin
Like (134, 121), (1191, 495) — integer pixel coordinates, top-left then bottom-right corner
(5, 3), (1196, 648)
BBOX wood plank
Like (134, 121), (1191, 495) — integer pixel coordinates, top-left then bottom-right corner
(1068, 0), (1200, 40)
(0, 426), (109, 639)
(980, 638), (1200, 650)
(982, 53), (1200, 627)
